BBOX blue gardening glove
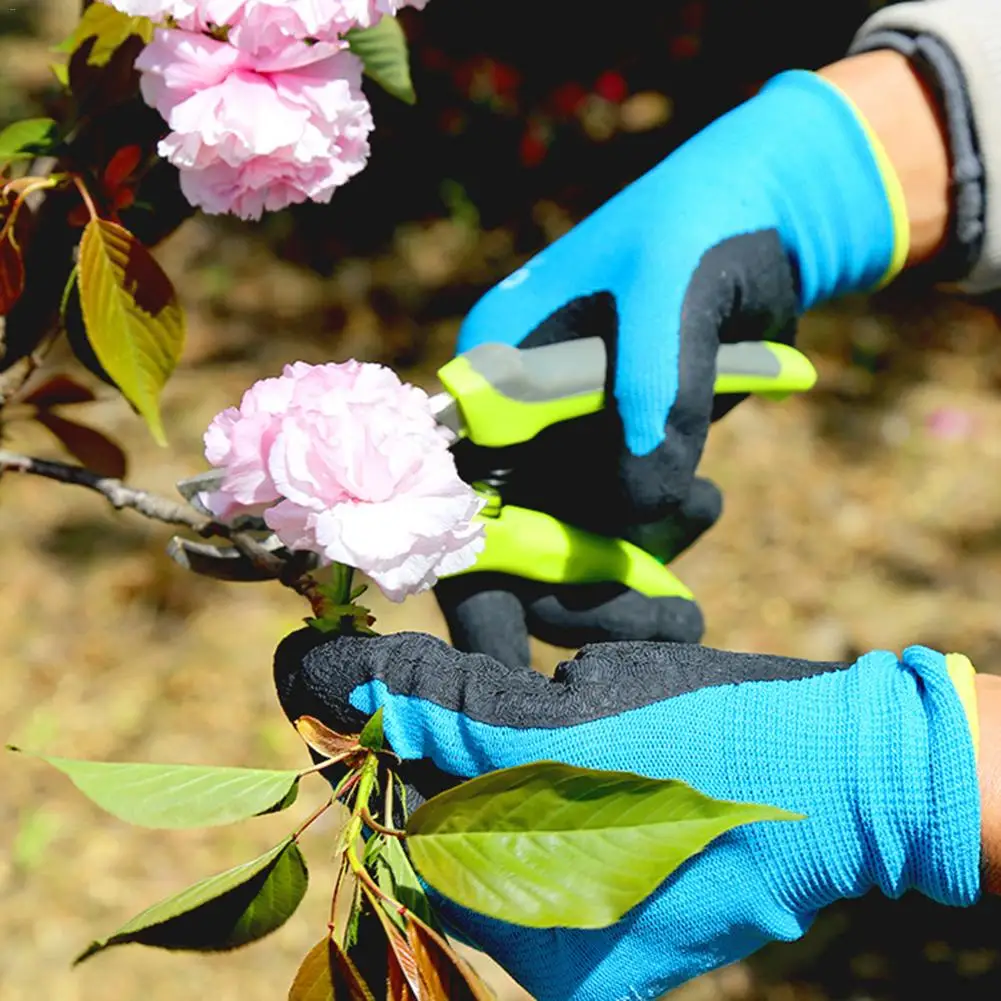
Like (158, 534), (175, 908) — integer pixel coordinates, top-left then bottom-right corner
(275, 630), (981, 1001)
(435, 68), (908, 663)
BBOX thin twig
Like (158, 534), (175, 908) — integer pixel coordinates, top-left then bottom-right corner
(0, 450), (208, 527)
(292, 797), (334, 841)
(298, 752), (359, 778)
(0, 449), (306, 587)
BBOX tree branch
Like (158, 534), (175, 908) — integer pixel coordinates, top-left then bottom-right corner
(0, 450), (302, 588)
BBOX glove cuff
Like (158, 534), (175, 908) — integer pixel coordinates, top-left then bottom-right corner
(750, 70), (908, 306)
(856, 646), (981, 907)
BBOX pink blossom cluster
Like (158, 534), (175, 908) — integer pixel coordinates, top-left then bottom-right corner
(202, 360), (485, 601)
(107, 1), (427, 219)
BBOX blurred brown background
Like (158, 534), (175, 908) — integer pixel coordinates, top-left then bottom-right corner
(4, 1), (1001, 999)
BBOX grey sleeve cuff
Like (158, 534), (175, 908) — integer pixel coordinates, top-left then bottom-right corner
(851, 0), (1001, 294)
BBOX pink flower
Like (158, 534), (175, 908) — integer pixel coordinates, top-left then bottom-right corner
(108, 0), (433, 217)
(337, 0), (430, 30)
(203, 361), (485, 601)
(108, 0), (428, 37)
(105, 0), (201, 19)
(136, 29), (372, 219)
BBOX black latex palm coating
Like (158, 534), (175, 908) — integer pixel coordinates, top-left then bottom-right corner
(436, 230), (797, 664)
(434, 475), (721, 668)
(619, 229), (800, 521)
(273, 627), (848, 803)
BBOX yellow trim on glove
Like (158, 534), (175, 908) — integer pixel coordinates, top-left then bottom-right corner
(814, 75), (911, 289)
(945, 653), (980, 760)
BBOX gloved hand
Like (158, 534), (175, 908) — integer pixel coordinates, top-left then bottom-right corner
(436, 68), (909, 663)
(274, 628), (981, 1001)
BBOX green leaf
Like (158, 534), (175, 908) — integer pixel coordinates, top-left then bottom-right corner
(0, 118), (59, 165)
(76, 837), (308, 961)
(347, 17), (416, 105)
(359, 709), (384, 752)
(406, 760), (803, 930)
(373, 836), (436, 931)
(55, 2), (155, 66)
(9, 748), (300, 829)
(78, 219), (186, 445)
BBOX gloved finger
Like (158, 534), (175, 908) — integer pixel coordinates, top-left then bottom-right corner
(435, 476), (721, 660)
(437, 572), (704, 662)
(456, 250), (605, 353)
(523, 582), (704, 649)
(275, 627), (843, 787)
(710, 317), (799, 423)
(433, 571), (531, 667)
(623, 475), (722, 563)
(519, 475), (721, 647)
(617, 230), (798, 521)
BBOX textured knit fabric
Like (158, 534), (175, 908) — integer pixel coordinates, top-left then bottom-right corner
(456, 69), (900, 461)
(338, 644), (981, 1001)
(853, 0), (1001, 292)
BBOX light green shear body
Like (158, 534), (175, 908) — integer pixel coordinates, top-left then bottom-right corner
(436, 338), (816, 598)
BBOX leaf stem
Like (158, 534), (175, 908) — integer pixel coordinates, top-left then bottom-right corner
(71, 175), (98, 222)
(1, 178), (57, 241)
(292, 797), (333, 842)
(348, 838), (391, 904)
(332, 769), (362, 805)
(330, 852), (352, 927)
(298, 752), (356, 779)
(361, 809), (406, 839)
(384, 769), (395, 828)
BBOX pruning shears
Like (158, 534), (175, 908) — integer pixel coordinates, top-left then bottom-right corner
(168, 338), (816, 593)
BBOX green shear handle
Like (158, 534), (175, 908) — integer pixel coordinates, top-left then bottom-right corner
(438, 338), (817, 595)
(436, 337), (816, 448)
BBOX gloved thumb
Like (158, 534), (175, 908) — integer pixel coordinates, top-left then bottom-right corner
(273, 628), (554, 784)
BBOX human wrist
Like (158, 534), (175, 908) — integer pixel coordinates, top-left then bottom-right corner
(974, 673), (1001, 894)
(818, 50), (951, 271)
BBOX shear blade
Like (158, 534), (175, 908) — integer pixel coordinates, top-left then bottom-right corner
(167, 536), (286, 582)
(176, 469), (225, 515)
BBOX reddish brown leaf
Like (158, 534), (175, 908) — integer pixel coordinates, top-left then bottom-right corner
(114, 189), (136, 211)
(289, 938), (335, 1001)
(370, 898), (422, 999)
(0, 226), (25, 315)
(406, 914), (494, 1001)
(104, 145), (142, 190)
(288, 934), (378, 1001)
(68, 203), (91, 229)
(35, 411), (127, 479)
(22, 374), (96, 408)
(295, 716), (362, 763)
(388, 951), (418, 1001)
(331, 937), (377, 1001)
